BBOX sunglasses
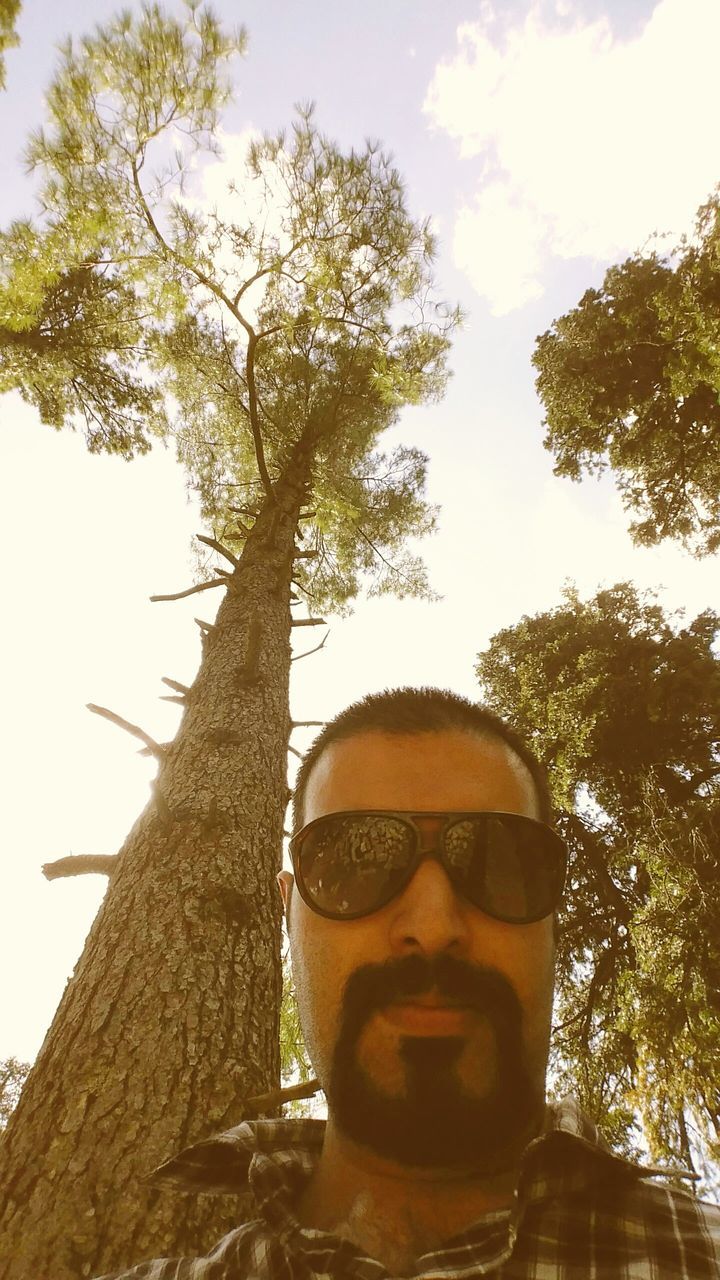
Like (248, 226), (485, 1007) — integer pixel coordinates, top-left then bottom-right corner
(289, 810), (567, 924)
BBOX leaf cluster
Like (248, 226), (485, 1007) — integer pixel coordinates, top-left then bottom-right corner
(476, 582), (720, 1191)
(154, 105), (458, 609)
(533, 192), (720, 556)
(0, 0), (20, 90)
(0, 221), (163, 455)
(2, 6), (459, 609)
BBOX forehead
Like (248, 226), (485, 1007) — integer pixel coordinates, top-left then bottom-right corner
(302, 729), (539, 823)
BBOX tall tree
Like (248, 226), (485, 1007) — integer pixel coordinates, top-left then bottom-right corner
(533, 191), (720, 556)
(476, 583), (720, 1193)
(0, 6), (458, 1276)
(0, 0), (20, 89)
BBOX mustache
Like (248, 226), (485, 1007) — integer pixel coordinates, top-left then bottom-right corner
(339, 952), (523, 1032)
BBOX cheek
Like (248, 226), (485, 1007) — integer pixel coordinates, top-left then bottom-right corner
(289, 921), (351, 1068)
(505, 918), (554, 982)
(477, 922), (555, 1023)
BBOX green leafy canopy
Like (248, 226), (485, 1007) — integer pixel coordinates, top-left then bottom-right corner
(1, 2), (460, 610)
(477, 583), (720, 1193)
(0, 0), (20, 90)
(533, 192), (720, 557)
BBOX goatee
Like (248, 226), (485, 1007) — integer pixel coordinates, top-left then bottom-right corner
(327, 952), (544, 1169)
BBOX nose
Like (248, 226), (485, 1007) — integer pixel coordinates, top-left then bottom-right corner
(387, 851), (472, 956)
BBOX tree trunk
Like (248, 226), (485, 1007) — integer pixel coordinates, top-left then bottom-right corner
(0, 457), (311, 1278)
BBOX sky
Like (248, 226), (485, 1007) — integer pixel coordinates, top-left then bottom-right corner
(1, 0), (718, 1068)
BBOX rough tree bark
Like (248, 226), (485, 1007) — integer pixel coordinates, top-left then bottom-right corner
(0, 451), (311, 1279)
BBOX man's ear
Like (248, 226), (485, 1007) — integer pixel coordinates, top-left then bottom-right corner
(277, 870), (294, 918)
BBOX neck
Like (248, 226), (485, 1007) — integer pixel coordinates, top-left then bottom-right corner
(296, 1113), (541, 1273)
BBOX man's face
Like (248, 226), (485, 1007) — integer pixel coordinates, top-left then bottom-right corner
(278, 729), (555, 1173)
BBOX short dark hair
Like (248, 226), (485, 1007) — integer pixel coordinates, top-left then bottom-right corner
(291, 686), (553, 833)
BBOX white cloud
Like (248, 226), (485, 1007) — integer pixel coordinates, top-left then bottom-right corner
(424, 0), (720, 312)
(454, 182), (546, 314)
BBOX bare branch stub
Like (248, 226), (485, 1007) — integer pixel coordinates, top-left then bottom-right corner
(162, 676), (191, 696)
(292, 549), (319, 561)
(291, 630), (330, 664)
(288, 744), (302, 759)
(151, 578), (229, 603)
(43, 853), (119, 880)
(196, 533), (239, 567)
(240, 1077), (321, 1118)
(194, 617), (217, 635)
(291, 720), (326, 729)
(87, 703), (166, 760)
(229, 519), (253, 538)
(228, 503), (260, 519)
(291, 617), (326, 628)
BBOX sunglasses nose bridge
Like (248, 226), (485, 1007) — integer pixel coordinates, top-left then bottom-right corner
(412, 814), (447, 854)
(410, 817), (457, 886)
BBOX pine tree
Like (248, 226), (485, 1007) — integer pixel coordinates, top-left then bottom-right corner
(476, 583), (720, 1194)
(533, 192), (720, 556)
(0, 6), (459, 1275)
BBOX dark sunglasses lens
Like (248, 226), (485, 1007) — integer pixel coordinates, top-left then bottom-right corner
(299, 815), (414, 916)
(444, 817), (561, 921)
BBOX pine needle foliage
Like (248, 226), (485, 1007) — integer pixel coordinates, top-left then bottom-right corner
(1, 2), (459, 610)
(533, 191), (720, 557)
(0, 0), (20, 89)
(477, 583), (720, 1196)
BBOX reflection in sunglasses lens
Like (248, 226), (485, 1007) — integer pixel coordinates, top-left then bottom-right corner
(299, 813), (561, 922)
(303, 815), (412, 915)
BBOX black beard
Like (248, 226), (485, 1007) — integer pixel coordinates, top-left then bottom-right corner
(326, 953), (544, 1169)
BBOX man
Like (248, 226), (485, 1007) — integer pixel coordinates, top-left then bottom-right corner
(98, 687), (720, 1278)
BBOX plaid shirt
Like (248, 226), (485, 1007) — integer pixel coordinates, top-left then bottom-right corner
(96, 1097), (720, 1278)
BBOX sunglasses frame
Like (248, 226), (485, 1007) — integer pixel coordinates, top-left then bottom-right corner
(288, 810), (568, 924)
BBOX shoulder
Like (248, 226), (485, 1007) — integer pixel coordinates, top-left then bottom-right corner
(638, 1179), (720, 1236)
(594, 1176), (720, 1272)
(93, 1216), (291, 1279)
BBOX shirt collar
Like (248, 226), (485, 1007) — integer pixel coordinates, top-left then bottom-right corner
(147, 1094), (689, 1210)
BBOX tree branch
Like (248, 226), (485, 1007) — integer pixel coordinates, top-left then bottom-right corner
(130, 157), (276, 506)
(291, 630), (330, 663)
(196, 534), (239, 567)
(245, 333), (275, 500)
(150, 578), (228, 603)
(162, 677), (191, 696)
(240, 1077), (321, 1117)
(42, 854), (119, 880)
(86, 703), (166, 759)
(291, 617), (327, 627)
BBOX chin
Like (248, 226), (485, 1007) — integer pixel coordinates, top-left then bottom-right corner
(330, 1033), (543, 1169)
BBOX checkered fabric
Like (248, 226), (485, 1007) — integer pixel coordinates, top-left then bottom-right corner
(95, 1097), (720, 1278)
